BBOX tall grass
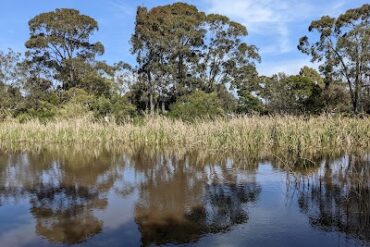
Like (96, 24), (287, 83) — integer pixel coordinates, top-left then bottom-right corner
(1, 115), (370, 154)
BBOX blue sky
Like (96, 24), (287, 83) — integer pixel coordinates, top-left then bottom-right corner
(0, 0), (367, 76)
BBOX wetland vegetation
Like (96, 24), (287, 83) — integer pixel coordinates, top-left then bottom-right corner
(0, 1), (369, 247)
(2, 115), (370, 156)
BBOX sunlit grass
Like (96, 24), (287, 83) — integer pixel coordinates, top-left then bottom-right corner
(1, 115), (370, 154)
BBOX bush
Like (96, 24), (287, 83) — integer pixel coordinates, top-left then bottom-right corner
(62, 88), (93, 103)
(321, 84), (351, 114)
(168, 91), (224, 122)
(91, 96), (112, 118)
(111, 96), (137, 124)
(58, 101), (91, 119)
(52, 89), (139, 122)
(16, 101), (57, 123)
(58, 88), (94, 119)
(88, 95), (138, 123)
(237, 93), (265, 114)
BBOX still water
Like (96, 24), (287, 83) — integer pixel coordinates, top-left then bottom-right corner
(0, 148), (369, 247)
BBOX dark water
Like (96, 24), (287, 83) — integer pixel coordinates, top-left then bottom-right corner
(0, 149), (369, 247)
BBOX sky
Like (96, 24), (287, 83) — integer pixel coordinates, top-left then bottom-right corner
(0, 0), (367, 76)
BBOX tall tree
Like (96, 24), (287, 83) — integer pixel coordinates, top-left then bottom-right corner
(131, 3), (206, 113)
(0, 49), (24, 113)
(199, 14), (260, 93)
(25, 8), (104, 91)
(0, 49), (24, 87)
(298, 4), (370, 113)
(131, 3), (260, 113)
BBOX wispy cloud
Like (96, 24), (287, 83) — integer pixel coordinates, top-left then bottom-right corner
(107, 0), (136, 19)
(203, 0), (316, 54)
(201, 0), (355, 75)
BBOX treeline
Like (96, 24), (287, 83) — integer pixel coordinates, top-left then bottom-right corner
(0, 3), (369, 122)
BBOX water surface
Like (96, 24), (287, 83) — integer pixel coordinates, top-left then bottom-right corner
(0, 149), (369, 247)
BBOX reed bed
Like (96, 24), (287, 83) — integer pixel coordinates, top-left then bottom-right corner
(1, 115), (370, 154)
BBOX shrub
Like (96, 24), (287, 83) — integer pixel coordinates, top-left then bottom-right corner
(58, 88), (93, 119)
(322, 84), (352, 113)
(237, 93), (265, 114)
(16, 101), (57, 123)
(111, 96), (137, 124)
(91, 96), (112, 118)
(168, 91), (224, 122)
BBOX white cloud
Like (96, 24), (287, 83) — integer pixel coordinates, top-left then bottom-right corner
(203, 0), (315, 54)
(201, 0), (351, 75)
(202, 0), (349, 55)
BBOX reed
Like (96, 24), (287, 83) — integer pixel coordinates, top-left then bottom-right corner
(1, 115), (370, 154)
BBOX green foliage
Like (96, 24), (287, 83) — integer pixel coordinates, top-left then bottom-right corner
(168, 91), (224, 121)
(131, 3), (260, 113)
(91, 97), (112, 118)
(215, 85), (238, 113)
(298, 4), (370, 113)
(262, 73), (325, 114)
(237, 92), (265, 114)
(17, 101), (57, 123)
(63, 88), (93, 103)
(74, 60), (114, 97)
(0, 84), (22, 112)
(0, 49), (24, 116)
(323, 84), (352, 113)
(25, 8), (105, 91)
(111, 96), (137, 124)
(89, 95), (137, 123)
(57, 88), (93, 119)
(0, 3), (368, 120)
(299, 66), (324, 86)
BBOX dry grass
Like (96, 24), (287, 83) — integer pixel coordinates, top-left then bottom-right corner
(1, 115), (370, 154)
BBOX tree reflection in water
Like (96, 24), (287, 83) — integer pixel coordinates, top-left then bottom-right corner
(1, 148), (368, 246)
(131, 150), (261, 246)
(30, 185), (105, 244)
(292, 154), (370, 243)
(0, 149), (262, 246)
(0, 149), (122, 244)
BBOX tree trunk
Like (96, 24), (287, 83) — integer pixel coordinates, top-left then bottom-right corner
(161, 101), (165, 113)
(147, 71), (155, 114)
(149, 93), (155, 114)
(353, 97), (358, 115)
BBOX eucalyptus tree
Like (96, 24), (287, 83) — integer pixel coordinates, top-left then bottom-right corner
(298, 4), (370, 113)
(0, 49), (24, 86)
(131, 3), (206, 113)
(199, 14), (260, 94)
(25, 8), (105, 91)
(0, 49), (25, 112)
(131, 2), (260, 113)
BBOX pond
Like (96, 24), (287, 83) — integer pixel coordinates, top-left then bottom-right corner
(0, 148), (369, 247)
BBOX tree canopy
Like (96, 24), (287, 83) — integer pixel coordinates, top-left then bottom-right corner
(0, 3), (369, 122)
(131, 3), (260, 113)
(25, 8), (105, 90)
(298, 4), (370, 114)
